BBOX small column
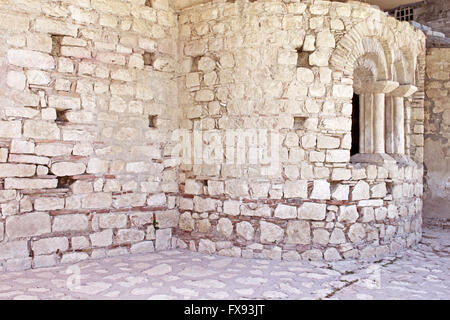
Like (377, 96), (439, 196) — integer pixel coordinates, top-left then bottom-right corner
(385, 96), (395, 154)
(387, 84), (418, 155)
(359, 94), (365, 153)
(373, 93), (385, 153)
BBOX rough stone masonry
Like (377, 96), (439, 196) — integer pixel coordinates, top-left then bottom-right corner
(0, 0), (429, 271)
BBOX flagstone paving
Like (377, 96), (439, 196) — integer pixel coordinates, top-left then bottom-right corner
(0, 226), (448, 300)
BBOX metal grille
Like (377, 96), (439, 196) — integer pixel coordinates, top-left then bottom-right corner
(394, 6), (415, 22)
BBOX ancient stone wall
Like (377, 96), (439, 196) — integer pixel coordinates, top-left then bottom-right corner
(0, 0), (427, 270)
(176, 0), (426, 261)
(0, 0), (179, 271)
(423, 48), (450, 220)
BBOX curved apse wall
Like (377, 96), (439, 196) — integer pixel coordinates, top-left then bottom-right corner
(176, 0), (427, 261)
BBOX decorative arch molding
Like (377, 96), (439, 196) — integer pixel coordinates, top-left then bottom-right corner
(330, 20), (399, 81)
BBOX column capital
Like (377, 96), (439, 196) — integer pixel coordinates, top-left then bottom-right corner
(386, 84), (418, 97)
(366, 80), (400, 94)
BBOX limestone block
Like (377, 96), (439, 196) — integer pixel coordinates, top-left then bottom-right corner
(331, 184), (349, 200)
(7, 71), (26, 90)
(331, 168), (351, 181)
(99, 214), (127, 229)
(0, 241), (29, 260)
(48, 95), (81, 110)
(184, 179), (203, 195)
(198, 239), (216, 254)
(329, 228), (346, 244)
(371, 182), (387, 198)
(298, 203), (326, 220)
(317, 136), (340, 149)
(260, 221), (284, 244)
(90, 229), (113, 247)
(312, 228), (330, 245)
(82, 193), (112, 209)
(225, 179), (249, 197)
(4, 178), (58, 189)
(6, 212), (51, 239)
(310, 180), (330, 199)
(223, 200), (240, 215)
(23, 120), (60, 140)
(87, 158), (109, 174)
(338, 205), (359, 223)
(113, 193), (147, 208)
(236, 221), (254, 240)
(316, 30), (335, 48)
(283, 180), (308, 198)
(51, 162), (86, 176)
(115, 229), (145, 244)
(155, 228), (172, 251)
(34, 197), (65, 211)
(34, 18), (78, 36)
(352, 181), (370, 200)
(0, 121), (22, 139)
(207, 180), (224, 195)
(53, 214), (89, 232)
(32, 237), (69, 255)
(216, 218), (233, 237)
(193, 196), (218, 212)
(155, 210), (179, 228)
(7, 49), (54, 70)
(179, 212), (195, 231)
(348, 223), (366, 243)
(35, 143), (72, 156)
(0, 164), (36, 177)
(71, 236), (90, 250)
(286, 220), (310, 244)
(274, 204), (297, 219)
(11, 140), (35, 154)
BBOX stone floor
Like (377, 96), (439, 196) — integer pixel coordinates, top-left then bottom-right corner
(0, 226), (448, 300)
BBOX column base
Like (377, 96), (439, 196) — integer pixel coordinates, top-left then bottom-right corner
(350, 153), (397, 164)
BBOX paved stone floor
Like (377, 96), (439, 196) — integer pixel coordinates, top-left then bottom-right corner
(0, 226), (448, 300)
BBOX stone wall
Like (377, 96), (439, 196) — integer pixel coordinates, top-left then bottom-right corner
(414, 0), (450, 37)
(423, 48), (450, 220)
(176, 0), (426, 261)
(0, 0), (179, 271)
(0, 0), (427, 270)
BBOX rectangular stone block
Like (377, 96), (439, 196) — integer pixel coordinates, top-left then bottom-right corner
(48, 95), (81, 110)
(0, 241), (29, 260)
(0, 164), (36, 177)
(7, 49), (55, 70)
(0, 121), (22, 138)
(34, 197), (65, 211)
(6, 212), (51, 239)
(4, 178), (58, 189)
(23, 120), (60, 140)
(53, 214), (89, 232)
(90, 229), (113, 247)
(32, 237), (69, 255)
(82, 193), (113, 209)
(34, 18), (78, 37)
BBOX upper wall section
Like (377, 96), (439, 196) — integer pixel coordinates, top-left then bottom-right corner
(0, 0), (179, 271)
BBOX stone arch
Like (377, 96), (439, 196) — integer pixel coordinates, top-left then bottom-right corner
(330, 20), (398, 81)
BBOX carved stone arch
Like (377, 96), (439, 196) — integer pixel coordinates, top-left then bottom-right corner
(330, 20), (397, 81)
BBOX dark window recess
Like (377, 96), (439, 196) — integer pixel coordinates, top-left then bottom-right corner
(351, 93), (360, 156)
(143, 52), (155, 66)
(51, 35), (63, 57)
(57, 176), (75, 189)
(56, 109), (69, 122)
(293, 116), (307, 129)
(149, 115), (157, 128)
(296, 48), (310, 68)
(191, 56), (201, 72)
